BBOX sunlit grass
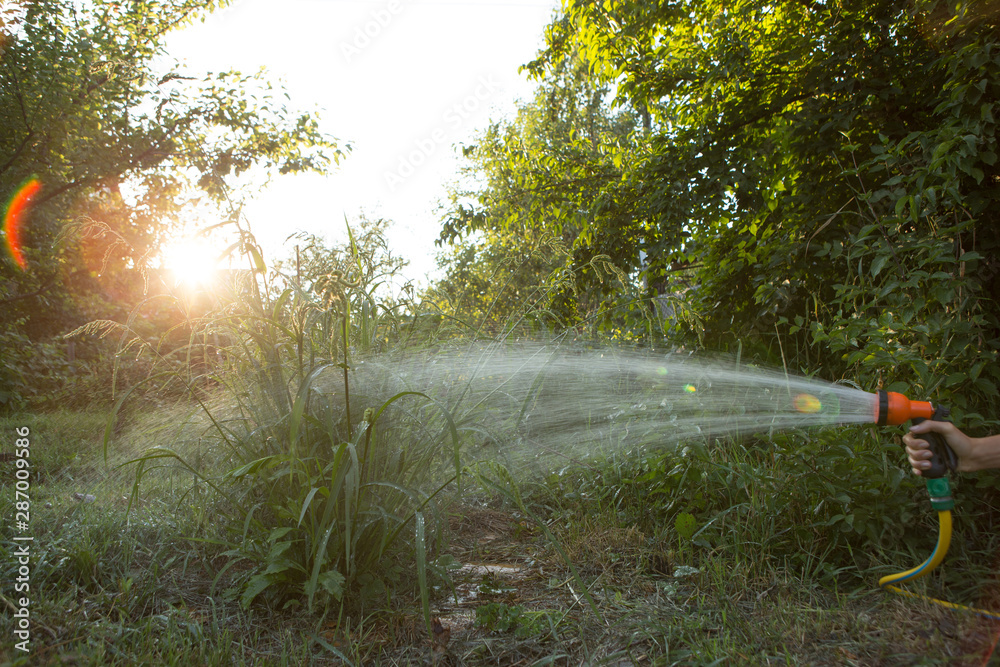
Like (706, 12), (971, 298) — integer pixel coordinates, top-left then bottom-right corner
(4, 394), (996, 662)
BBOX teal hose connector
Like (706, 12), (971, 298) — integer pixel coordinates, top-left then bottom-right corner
(925, 477), (954, 512)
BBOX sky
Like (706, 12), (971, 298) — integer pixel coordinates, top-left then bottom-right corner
(163, 0), (563, 286)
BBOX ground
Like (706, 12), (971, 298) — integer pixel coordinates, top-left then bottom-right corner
(3, 409), (1000, 665)
(372, 503), (1000, 666)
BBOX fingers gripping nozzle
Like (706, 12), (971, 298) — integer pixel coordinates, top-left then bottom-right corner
(911, 407), (958, 481)
(876, 390), (957, 510)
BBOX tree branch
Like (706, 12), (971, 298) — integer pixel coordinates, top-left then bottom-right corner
(36, 123), (182, 207)
(714, 91), (815, 138)
(0, 280), (53, 306)
(0, 130), (35, 177)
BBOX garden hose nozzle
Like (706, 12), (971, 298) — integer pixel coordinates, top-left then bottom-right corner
(874, 390), (957, 483)
(873, 390), (935, 426)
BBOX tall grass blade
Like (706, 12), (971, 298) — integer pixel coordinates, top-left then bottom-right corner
(344, 214), (365, 277)
(116, 447), (244, 514)
(415, 511), (431, 635)
(313, 634), (355, 666)
(289, 363), (336, 459)
(297, 487), (322, 527)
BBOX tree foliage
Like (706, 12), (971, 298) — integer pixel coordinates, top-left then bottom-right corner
(433, 47), (646, 333)
(0, 0), (342, 410)
(437, 0), (1000, 418)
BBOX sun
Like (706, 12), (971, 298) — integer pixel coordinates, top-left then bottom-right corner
(160, 236), (220, 289)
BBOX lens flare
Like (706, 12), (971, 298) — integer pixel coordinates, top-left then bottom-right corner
(683, 384), (697, 394)
(793, 393), (822, 413)
(3, 177), (42, 271)
(160, 236), (220, 289)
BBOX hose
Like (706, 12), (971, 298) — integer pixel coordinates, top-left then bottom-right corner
(879, 510), (952, 590)
(875, 395), (1000, 618)
(879, 510), (1000, 620)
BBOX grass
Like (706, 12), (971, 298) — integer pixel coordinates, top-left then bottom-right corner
(3, 402), (1000, 665)
(4, 220), (998, 664)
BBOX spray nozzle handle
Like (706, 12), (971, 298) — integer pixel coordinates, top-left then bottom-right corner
(911, 405), (957, 479)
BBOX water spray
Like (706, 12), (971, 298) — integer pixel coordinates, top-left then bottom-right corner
(341, 345), (996, 616)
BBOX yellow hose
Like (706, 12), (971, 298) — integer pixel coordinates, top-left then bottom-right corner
(880, 510), (1000, 620)
(879, 510), (952, 589)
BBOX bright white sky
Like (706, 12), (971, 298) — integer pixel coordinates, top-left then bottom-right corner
(163, 0), (562, 286)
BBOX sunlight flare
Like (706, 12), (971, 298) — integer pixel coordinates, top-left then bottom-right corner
(160, 236), (221, 289)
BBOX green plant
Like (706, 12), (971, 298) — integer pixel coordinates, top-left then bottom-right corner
(227, 382), (460, 616)
(674, 512), (697, 550)
(98, 215), (460, 635)
(474, 602), (557, 639)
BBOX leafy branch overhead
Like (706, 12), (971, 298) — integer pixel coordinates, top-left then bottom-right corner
(2, 2), (343, 206)
(0, 0), (345, 370)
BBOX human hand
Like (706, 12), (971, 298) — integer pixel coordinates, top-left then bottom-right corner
(903, 420), (975, 475)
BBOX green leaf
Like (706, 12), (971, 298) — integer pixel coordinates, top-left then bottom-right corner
(945, 372), (967, 387)
(268, 527), (296, 543)
(247, 244), (267, 274)
(242, 573), (276, 609)
(675, 512), (697, 541)
(225, 456), (275, 480)
(870, 255), (888, 277)
(895, 196), (908, 217)
(416, 511), (431, 635)
(297, 487), (322, 527)
(266, 541), (294, 561)
(318, 570), (345, 599)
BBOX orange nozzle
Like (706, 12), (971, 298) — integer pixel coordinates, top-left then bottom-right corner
(874, 390), (935, 425)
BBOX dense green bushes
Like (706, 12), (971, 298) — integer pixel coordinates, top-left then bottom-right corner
(435, 0), (1000, 426)
(0, 329), (122, 412)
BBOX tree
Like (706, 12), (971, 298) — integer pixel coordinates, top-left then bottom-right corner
(0, 0), (343, 409)
(505, 0), (999, 414)
(433, 46), (645, 333)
